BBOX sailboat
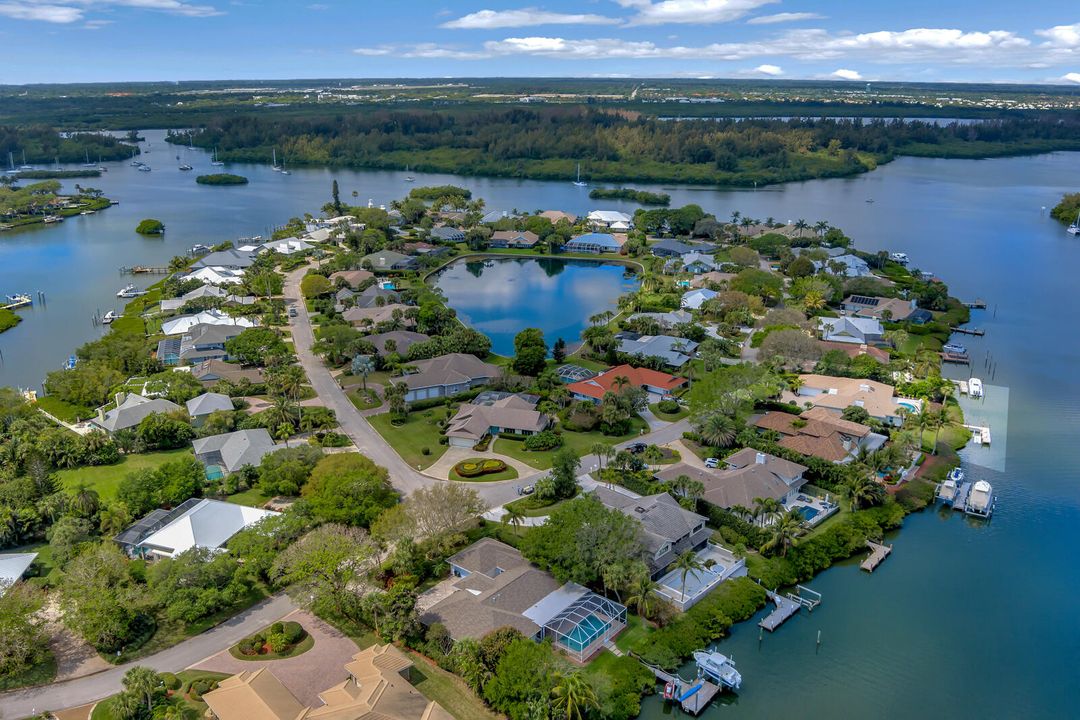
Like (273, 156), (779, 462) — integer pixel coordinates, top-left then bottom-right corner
(404, 164), (415, 182)
(211, 148), (224, 167)
(82, 150), (96, 168)
(6, 151), (16, 174)
(271, 148), (282, 172)
(572, 163), (587, 187)
(19, 150), (33, 171)
(1067, 209), (1080, 236)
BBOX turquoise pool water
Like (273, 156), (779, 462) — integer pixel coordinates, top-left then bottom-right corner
(558, 613), (610, 653)
(204, 465), (224, 481)
(796, 506), (820, 521)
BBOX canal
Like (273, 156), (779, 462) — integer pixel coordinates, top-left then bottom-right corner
(1, 131), (1077, 718)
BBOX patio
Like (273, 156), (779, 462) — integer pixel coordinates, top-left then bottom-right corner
(784, 492), (840, 527)
(655, 543), (748, 612)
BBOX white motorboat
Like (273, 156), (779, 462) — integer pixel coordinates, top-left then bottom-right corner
(179, 163), (193, 171)
(692, 651), (742, 691)
(889, 252), (909, 264)
(968, 377), (984, 399)
(138, 165), (151, 172)
(936, 477), (958, 503)
(947, 467), (965, 484)
(102, 310), (118, 324)
(964, 480), (995, 518)
(117, 284), (139, 298)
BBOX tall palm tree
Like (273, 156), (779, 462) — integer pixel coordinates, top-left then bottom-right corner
(122, 666), (162, 714)
(761, 509), (802, 557)
(503, 507), (525, 532)
(695, 412), (738, 448)
(552, 672), (598, 720)
(670, 550), (706, 603)
(626, 572), (660, 619)
(845, 472), (887, 509)
(590, 441), (613, 473)
(71, 483), (100, 519)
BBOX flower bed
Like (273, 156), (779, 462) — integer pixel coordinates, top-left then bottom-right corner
(453, 458), (508, 478)
(229, 620), (312, 661)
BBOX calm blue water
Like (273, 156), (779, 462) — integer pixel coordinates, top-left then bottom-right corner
(432, 258), (638, 357)
(2, 130), (1079, 718)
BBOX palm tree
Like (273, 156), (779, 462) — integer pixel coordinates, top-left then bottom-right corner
(695, 412), (738, 448)
(98, 502), (131, 536)
(122, 666), (162, 714)
(590, 441), (613, 473)
(814, 220), (830, 238)
(503, 507), (525, 531)
(760, 509), (803, 557)
(729, 504), (753, 523)
(70, 483), (100, 519)
(552, 671), (598, 720)
(670, 550), (706, 604)
(794, 218), (809, 235)
(626, 572), (660, 619)
(845, 472), (886, 509)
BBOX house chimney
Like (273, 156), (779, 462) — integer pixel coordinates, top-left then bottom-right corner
(755, 452), (766, 465)
(115, 391), (126, 407)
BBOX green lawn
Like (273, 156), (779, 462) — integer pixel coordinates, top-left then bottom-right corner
(91, 670), (231, 720)
(223, 487), (273, 507)
(504, 491), (577, 517)
(407, 650), (501, 720)
(649, 402), (690, 422)
(613, 613), (652, 653)
(347, 387), (382, 411)
(56, 448), (194, 501)
(35, 396), (94, 423)
(449, 461), (519, 483)
(493, 419), (647, 471)
(367, 411), (448, 470)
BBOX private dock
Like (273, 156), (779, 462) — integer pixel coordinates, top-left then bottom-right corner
(119, 265), (170, 275)
(963, 424), (992, 445)
(760, 591), (799, 631)
(962, 299), (987, 309)
(2, 293), (32, 310)
(941, 352), (970, 364)
(950, 326), (985, 336)
(860, 541), (892, 573)
(642, 662), (721, 716)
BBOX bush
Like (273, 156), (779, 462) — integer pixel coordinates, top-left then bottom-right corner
(270, 621), (284, 635)
(656, 399), (680, 414)
(190, 679), (212, 698)
(267, 631), (290, 653)
(135, 218), (164, 235)
(523, 430), (562, 451)
(282, 621), (305, 644)
(454, 459), (508, 478)
(421, 446), (431, 456)
(161, 672), (181, 690)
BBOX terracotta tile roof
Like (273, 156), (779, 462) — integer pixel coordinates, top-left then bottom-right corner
(567, 364), (686, 401)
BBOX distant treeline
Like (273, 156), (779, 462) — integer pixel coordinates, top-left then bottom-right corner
(408, 184), (471, 200)
(0, 126), (132, 164)
(176, 108), (1080, 187)
(589, 187), (671, 205)
(16, 169), (101, 179)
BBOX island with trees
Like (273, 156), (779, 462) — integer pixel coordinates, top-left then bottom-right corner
(195, 173), (248, 186)
(135, 218), (165, 235)
(0, 179), (111, 229)
(1051, 192), (1080, 226)
(589, 187), (671, 205)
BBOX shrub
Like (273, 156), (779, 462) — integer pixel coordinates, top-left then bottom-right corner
(656, 399), (680, 414)
(161, 672), (181, 690)
(523, 430), (562, 451)
(190, 679), (212, 698)
(282, 621), (305, 644)
(135, 218), (164, 235)
(251, 632), (265, 646)
(270, 621), (284, 635)
(421, 446), (431, 456)
(267, 631), (290, 653)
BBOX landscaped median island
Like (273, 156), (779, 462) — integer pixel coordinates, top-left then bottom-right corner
(451, 458), (517, 482)
(230, 619), (312, 660)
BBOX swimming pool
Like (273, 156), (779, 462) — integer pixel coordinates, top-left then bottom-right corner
(897, 401), (920, 413)
(204, 464), (225, 481)
(558, 613), (611, 653)
(797, 506), (820, 521)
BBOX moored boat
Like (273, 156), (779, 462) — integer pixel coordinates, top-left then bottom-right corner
(692, 650), (742, 691)
(102, 310), (118, 324)
(964, 480), (995, 518)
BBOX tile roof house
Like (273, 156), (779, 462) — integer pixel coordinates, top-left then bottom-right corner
(783, 374), (922, 427)
(666, 252), (717, 275)
(185, 392), (234, 426)
(429, 226), (465, 243)
(0, 553), (38, 595)
(691, 271), (738, 288)
(565, 232), (624, 254)
(192, 249), (257, 269)
(567, 364), (687, 404)
(841, 295), (919, 322)
(353, 285), (401, 309)
(823, 254), (872, 278)
(420, 539), (626, 662)
(617, 333), (698, 369)
(818, 315), (884, 345)
(329, 269), (375, 289)
(192, 428), (286, 475)
(590, 487), (711, 577)
(657, 449), (809, 509)
(362, 250), (419, 272)
(118, 497), (278, 559)
(203, 645), (452, 720)
(753, 407), (884, 463)
(681, 288), (718, 310)
(445, 394), (550, 447)
(398, 353), (501, 403)
(539, 210), (578, 224)
(259, 238), (313, 255)
(817, 340), (891, 365)
(190, 360), (265, 386)
(158, 323), (247, 366)
(343, 303), (414, 329)
(490, 230), (540, 249)
(92, 393), (181, 434)
(365, 330), (430, 357)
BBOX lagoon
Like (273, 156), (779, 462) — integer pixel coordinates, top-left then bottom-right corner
(432, 257), (638, 357)
(1, 129), (1079, 718)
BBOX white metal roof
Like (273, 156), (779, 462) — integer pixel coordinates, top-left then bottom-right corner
(139, 499), (278, 558)
(0, 553), (37, 594)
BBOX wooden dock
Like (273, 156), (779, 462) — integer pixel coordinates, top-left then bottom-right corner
(950, 326), (985, 336)
(860, 541), (892, 573)
(941, 352), (970, 364)
(119, 265), (170, 275)
(760, 590), (800, 632)
(962, 299), (987, 309)
(643, 662), (722, 716)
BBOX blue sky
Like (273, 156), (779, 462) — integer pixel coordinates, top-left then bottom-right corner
(1, 0), (1078, 85)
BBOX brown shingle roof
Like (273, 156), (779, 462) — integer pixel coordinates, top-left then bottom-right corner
(400, 353), (501, 392)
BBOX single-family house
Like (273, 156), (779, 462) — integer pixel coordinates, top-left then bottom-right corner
(303, 227), (333, 244)
(365, 330), (430, 357)
(160, 286), (255, 313)
(691, 271), (737, 288)
(397, 353), (501, 403)
(823, 254), (872, 278)
(203, 645), (451, 720)
(818, 315), (884, 345)
(115, 497), (278, 560)
(420, 538), (626, 662)
(680, 288), (717, 310)
(92, 393), (181, 434)
(353, 285), (401, 309)
(480, 210), (516, 224)
(161, 310), (255, 337)
(157, 322), (247, 366)
(445, 394), (550, 447)
(343, 303), (414, 329)
(753, 407), (885, 463)
(564, 232), (623, 254)
(190, 360), (265, 386)
(841, 295), (920, 322)
(329, 269), (375, 289)
(817, 340), (891, 365)
(259, 238), (313, 255)
(567, 364), (687, 404)
(191, 249), (257, 269)
(657, 449), (809, 509)
(185, 392), (234, 427)
(666, 252), (717, 275)
(628, 309), (693, 330)
(587, 210), (633, 230)
(490, 230), (540, 249)
(192, 428), (286, 476)
(0, 553), (38, 595)
(783, 374), (922, 427)
(429, 226), (465, 243)
(617, 333), (698, 368)
(651, 239), (699, 258)
(182, 266), (246, 286)
(539, 210), (577, 224)
(362, 251), (419, 272)
(590, 487), (710, 576)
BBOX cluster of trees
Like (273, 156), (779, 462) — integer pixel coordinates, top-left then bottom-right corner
(0, 125), (132, 164)
(1051, 192), (1080, 225)
(589, 187), (670, 205)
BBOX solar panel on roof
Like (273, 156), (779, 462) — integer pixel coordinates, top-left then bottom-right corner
(849, 295), (880, 306)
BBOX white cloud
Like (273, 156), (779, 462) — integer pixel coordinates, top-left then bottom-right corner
(754, 63), (782, 75)
(0, 0), (222, 23)
(747, 12), (824, 25)
(352, 46), (392, 56)
(442, 8), (620, 29)
(1037, 23), (1080, 48)
(616, 0), (778, 26)
(83, 18), (114, 28)
(831, 68), (862, 80)
(1063, 72), (1080, 83)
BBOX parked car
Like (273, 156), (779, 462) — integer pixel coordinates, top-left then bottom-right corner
(628, 442), (647, 454)
(518, 485), (534, 495)
(288, 307), (298, 317)
(704, 457), (719, 469)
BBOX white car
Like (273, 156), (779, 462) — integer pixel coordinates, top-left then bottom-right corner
(704, 457), (719, 469)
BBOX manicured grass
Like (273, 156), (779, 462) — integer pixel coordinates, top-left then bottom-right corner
(56, 448), (193, 501)
(223, 487), (273, 507)
(348, 387), (382, 410)
(87, 670), (232, 720)
(649, 402), (690, 421)
(367, 411), (448, 470)
(35, 395), (94, 423)
(0, 651), (56, 691)
(613, 613), (652, 653)
(504, 490), (578, 517)
(407, 650), (501, 720)
(493, 421), (646, 471)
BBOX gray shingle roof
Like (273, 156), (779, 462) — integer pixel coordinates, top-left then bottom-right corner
(192, 429), (285, 474)
(186, 392), (234, 418)
(94, 394), (181, 433)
